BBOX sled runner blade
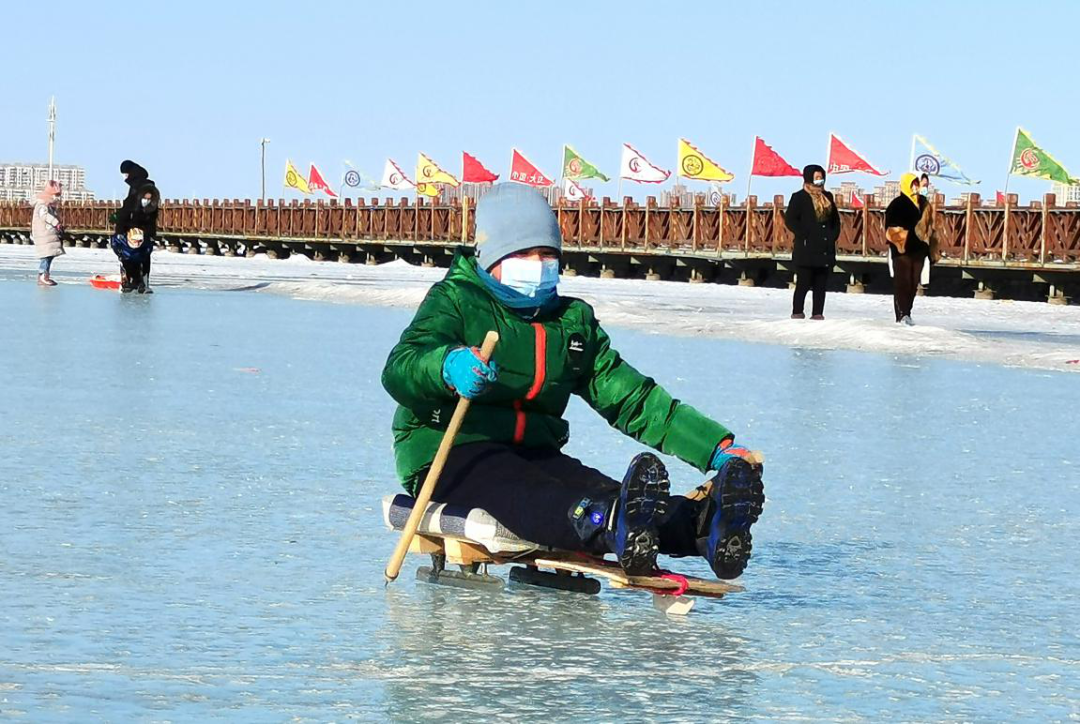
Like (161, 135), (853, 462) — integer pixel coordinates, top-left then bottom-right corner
(508, 565), (601, 595)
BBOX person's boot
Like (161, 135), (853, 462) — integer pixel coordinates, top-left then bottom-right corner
(695, 457), (765, 580)
(37, 273), (56, 287)
(120, 269), (134, 293)
(790, 312), (805, 320)
(609, 452), (670, 575)
(567, 453), (670, 575)
(141, 272), (153, 294)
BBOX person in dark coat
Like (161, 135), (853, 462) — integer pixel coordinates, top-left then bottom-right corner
(884, 173), (931, 325)
(111, 160), (161, 293)
(784, 164), (841, 319)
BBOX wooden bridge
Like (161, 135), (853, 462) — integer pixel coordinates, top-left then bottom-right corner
(2, 193), (1078, 302)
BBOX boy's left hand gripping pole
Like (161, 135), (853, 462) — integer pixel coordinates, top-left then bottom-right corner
(384, 330), (500, 585)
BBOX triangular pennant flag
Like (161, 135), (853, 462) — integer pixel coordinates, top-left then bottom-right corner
(912, 135), (978, 185)
(620, 143), (670, 183)
(416, 152), (460, 188)
(563, 145), (610, 181)
(462, 152), (499, 183)
(850, 190), (864, 209)
(1009, 128), (1078, 185)
(678, 138), (734, 182)
(750, 136), (801, 177)
(380, 159), (415, 190)
(996, 190), (1007, 205)
(562, 177), (591, 202)
(827, 134), (888, 176)
(509, 149), (554, 187)
(308, 164), (338, 197)
(284, 159), (311, 194)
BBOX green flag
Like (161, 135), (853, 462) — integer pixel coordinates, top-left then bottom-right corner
(563, 145), (610, 182)
(1009, 128), (1078, 184)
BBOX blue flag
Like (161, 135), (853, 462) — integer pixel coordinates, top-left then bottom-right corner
(911, 135), (978, 185)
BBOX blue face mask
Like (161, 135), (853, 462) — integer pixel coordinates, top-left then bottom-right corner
(477, 257), (560, 312)
(499, 258), (559, 299)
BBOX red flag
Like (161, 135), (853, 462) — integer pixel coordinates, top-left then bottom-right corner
(850, 190), (864, 208)
(462, 152), (499, 183)
(995, 191), (1006, 205)
(750, 136), (800, 177)
(827, 134), (887, 176)
(509, 149), (554, 187)
(308, 164), (338, 197)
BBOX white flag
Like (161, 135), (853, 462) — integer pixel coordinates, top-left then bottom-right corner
(380, 159), (415, 190)
(563, 177), (590, 202)
(620, 143), (670, 183)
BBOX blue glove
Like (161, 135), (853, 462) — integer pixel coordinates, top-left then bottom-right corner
(442, 346), (498, 399)
(709, 438), (756, 471)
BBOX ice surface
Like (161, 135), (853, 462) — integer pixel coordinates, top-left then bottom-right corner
(3, 245), (1079, 373)
(1, 253), (1079, 721)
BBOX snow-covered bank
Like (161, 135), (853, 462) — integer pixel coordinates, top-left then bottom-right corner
(3, 245), (1079, 373)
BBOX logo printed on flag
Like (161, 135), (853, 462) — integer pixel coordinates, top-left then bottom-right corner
(509, 149), (554, 187)
(308, 164), (338, 197)
(563, 145), (609, 182)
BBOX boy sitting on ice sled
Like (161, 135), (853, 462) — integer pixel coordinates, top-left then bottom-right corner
(381, 183), (764, 579)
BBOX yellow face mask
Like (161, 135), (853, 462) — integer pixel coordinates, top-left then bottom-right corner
(901, 173), (919, 204)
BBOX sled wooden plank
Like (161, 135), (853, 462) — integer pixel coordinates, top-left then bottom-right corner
(444, 538), (498, 566)
(408, 535), (445, 555)
(530, 556), (743, 597)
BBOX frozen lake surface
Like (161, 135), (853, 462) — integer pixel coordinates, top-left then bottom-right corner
(1, 259), (1078, 722)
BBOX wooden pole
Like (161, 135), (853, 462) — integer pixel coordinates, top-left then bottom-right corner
(384, 331), (500, 584)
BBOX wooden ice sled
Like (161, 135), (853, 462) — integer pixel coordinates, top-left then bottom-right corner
(383, 494), (743, 615)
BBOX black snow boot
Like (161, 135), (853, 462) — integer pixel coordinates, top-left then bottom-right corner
(567, 453), (671, 575)
(695, 458), (765, 579)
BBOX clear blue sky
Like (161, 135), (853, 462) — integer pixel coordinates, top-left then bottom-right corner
(2, 1), (1077, 202)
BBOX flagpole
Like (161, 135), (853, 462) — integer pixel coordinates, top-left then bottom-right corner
(1004, 126), (1019, 198)
(745, 136), (756, 205)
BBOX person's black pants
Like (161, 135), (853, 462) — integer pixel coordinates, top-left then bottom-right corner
(792, 265), (830, 316)
(429, 442), (701, 556)
(119, 256), (152, 290)
(891, 246), (927, 322)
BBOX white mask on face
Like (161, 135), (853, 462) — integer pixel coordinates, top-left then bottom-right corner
(141, 198), (152, 208)
(498, 257), (560, 299)
(813, 179), (825, 187)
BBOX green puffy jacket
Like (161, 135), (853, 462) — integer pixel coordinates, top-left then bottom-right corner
(381, 249), (732, 493)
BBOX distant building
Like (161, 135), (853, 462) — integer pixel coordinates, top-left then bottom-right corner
(1050, 182), (1080, 204)
(872, 180), (902, 204)
(830, 181), (866, 205)
(0, 162), (95, 202)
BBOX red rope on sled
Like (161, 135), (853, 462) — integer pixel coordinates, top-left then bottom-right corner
(656, 573), (690, 597)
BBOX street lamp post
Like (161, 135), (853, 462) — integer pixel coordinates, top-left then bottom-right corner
(260, 138), (271, 201)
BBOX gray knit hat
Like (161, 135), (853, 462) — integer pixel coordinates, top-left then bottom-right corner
(474, 183), (562, 270)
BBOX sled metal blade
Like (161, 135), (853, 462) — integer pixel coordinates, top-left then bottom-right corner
(416, 565), (504, 592)
(508, 565), (601, 595)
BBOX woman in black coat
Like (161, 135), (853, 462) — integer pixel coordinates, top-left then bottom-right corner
(884, 173), (931, 325)
(112, 160), (161, 293)
(784, 164), (841, 319)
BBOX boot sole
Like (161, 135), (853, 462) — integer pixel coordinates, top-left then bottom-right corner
(709, 459), (765, 579)
(618, 453), (670, 576)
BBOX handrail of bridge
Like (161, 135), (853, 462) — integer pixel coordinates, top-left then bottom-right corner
(2, 193), (1078, 266)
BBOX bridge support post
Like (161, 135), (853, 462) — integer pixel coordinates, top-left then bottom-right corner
(974, 281), (994, 300)
(601, 265), (616, 279)
(737, 271), (754, 287)
(1048, 284), (1069, 305)
(645, 268), (661, 281)
(845, 273), (865, 294)
(689, 268), (706, 284)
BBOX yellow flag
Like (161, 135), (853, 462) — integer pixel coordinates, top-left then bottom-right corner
(416, 152), (460, 187)
(284, 159), (311, 194)
(677, 138), (734, 182)
(416, 182), (440, 198)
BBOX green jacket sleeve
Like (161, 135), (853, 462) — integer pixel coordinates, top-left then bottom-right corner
(577, 322), (732, 473)
(381, 283), (463, 409)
